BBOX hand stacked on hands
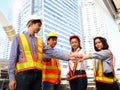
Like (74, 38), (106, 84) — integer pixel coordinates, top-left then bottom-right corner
(68, 54), (84, 62)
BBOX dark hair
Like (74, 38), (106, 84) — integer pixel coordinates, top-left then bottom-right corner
(69, 35), (82, 51)
(47, 36), (57, 40)
(94, 36), (109, 51)
(27, 20), (42, 27)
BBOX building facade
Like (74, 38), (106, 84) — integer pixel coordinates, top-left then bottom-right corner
(79, 0), (109, 69)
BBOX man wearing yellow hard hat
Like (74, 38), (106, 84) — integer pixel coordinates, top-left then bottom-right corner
(8, 15), (77, 90)
(42, 31), (61, 90)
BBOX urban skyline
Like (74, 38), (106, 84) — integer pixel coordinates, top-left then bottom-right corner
(0, 0), (120, 71)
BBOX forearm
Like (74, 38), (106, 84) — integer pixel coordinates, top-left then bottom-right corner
(43, 52), (69, 61)
(43, 44), (69, 60)
(8, 52), (17, 80)
(8, 63), (16, 80)
(8, 53), (17, 80)
(83, 54), (92, 60)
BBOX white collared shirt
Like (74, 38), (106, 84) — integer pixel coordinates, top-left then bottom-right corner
(68, 48), (86, 71)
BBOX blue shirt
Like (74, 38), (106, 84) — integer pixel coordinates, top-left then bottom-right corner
(91, 50), (113, 73)
(8, 32), (69, 80)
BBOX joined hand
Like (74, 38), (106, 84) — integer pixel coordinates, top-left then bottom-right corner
(68, 54), (83, 62)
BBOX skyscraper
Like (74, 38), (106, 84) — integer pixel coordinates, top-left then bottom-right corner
(0, 30), (9, 60)
(79, 0), (109, 68)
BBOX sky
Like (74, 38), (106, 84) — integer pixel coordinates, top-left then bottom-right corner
(0, 1), (8, 22)
(0, 1), (9, 34)
(0, 1), (9, 17)
(0, 0), (13, 34)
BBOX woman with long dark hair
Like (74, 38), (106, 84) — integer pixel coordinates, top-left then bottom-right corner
(81, 36), (119, 90)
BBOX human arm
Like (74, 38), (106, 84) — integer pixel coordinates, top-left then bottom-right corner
(8, 35), (19, 80)
(43, 53), (51, 61)
(80, 50), (110, 61)
(90, 50), (110, 61)
(8, 35), (18, 90)
(83, 54), (92, 60)
(43, 43), (75, 61)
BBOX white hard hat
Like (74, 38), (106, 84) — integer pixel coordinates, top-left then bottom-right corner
(26, 15), (42, 25)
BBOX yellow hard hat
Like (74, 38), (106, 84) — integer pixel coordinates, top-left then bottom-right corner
(47, 31), (58, 40)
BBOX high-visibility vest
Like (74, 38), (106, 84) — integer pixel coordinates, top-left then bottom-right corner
(42, 58), (61, 84)
(16, 34), (43, 73)
(94, 59), (117, 84)
(66, 61), (86, 81)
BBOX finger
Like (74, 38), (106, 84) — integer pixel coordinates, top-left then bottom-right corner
(9, 84), (12, 90)
(14, 83), (16, 89)
(10, 84), (15, 90)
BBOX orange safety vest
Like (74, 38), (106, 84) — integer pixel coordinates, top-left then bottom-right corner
(94, 59), (117, 84)
(42, 58), (61, 84)
(66, 61), (86, 81)
(16, 34), (43, 73)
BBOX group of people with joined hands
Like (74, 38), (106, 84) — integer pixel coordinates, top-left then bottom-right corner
(8, 15), (119, 90)
(66, 36), (119, 90)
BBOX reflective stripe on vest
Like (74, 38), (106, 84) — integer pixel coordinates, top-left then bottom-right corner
(16, 34), (43, 73)
(94, 60), (117, 84)
(42, 58), (61, 84)
(66, 61), (86, 81)
(66, 74), (86, 81)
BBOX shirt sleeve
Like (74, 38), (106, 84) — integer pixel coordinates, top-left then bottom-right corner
(91, 50), (110, 61)
(43, 43), (69, 61)
(8, 35), (19, 80)
(43, 53), (51, 61)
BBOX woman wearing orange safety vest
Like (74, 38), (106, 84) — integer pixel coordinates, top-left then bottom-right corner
(66, 35), (87, 90)
(42, 31), (61, 90)
(81, 36), (119, 90)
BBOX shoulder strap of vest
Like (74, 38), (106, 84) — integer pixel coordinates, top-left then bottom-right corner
(68, 61), (78, 76)
(17, 34), (34, 60)
(69, 49), (81, 76)
(109, 50), (116, 78)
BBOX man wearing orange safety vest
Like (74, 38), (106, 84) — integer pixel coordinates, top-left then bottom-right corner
(8, 15), (76, 90)
(42, 31), (61, 90)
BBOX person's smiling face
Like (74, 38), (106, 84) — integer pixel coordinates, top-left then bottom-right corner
(70, 38), (80, 51)
(95, 38), (103, 50)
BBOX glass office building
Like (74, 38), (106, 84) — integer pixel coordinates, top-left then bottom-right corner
(43, 0), (81, 53)
(13, 0), (81, 54)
